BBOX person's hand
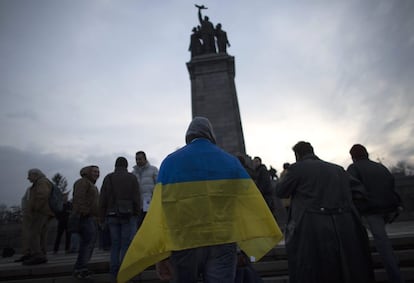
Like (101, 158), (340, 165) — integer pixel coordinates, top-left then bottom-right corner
(156, 259), (173, 281)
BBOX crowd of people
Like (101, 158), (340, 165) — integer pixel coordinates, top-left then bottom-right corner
(14, 116), (405, 283)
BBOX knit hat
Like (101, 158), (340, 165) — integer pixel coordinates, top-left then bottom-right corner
(349, 144), (369, 160)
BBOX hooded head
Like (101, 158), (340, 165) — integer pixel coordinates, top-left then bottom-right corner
(349, 144), (369, 161)
(185, 116), (217, 145)
(115, 156), (128, 168)
(27, 168), (46, 183)
(292, 141), (314, 161)
(79, 165), (100, 184)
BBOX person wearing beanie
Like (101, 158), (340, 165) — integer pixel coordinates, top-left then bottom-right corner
(117, 117), (282, 283)
(347, 144), (404, 283)
(99, 157), (141, 282)
(276, 141), (375, 283)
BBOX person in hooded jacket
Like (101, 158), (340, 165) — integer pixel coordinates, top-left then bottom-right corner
(100, 157), (141, 282)
(117, 117), (282, 283)
(276, 141), (374, 283)
(72, 165), (100, 280)
(21, 168), (54, 265)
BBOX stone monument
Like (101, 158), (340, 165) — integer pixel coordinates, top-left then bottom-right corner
(187, 5), (246, 156)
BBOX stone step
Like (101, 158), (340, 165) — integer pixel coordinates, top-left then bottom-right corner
(2, 234), (414, 282)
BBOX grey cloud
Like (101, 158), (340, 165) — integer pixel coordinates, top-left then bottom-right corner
(6, 109), (39, 121)
(0, 146), (136, 207)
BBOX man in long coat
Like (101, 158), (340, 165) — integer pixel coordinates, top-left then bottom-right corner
(276, 141), (374, 283)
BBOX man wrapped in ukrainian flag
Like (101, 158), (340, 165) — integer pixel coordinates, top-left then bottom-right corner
(118, 117), (283, 283)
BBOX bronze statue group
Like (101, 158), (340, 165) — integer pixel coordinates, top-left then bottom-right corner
(189, 5), (231, 57)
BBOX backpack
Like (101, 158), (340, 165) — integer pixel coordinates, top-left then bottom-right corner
(49, 183), (64, 215)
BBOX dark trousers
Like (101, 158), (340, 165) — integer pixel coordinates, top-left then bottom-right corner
(54, 217), (71, 252)
(74, 216), (97, 271)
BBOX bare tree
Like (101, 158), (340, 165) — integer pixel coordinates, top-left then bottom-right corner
(51, 173), (68, 193)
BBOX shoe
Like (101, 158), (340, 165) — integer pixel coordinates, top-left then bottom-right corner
(22, 256), (47, 265)
(73, 269), (93, 280)
(14, 255), (31, 262)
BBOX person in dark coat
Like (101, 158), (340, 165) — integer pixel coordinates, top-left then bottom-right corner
(276, 141), (374, 283)
(253, 156), (274, 211)
(189, 26), (202, 58)
(99, 157), (141, 282)
(53, 193), (72, 254)
(347, 144), (404, 283)
(215, 23), (230, 53)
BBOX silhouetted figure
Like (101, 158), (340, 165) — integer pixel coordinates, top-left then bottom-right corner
(22, 169), (54, 265)
(269, 166), (278, 180)
(100, 157), (141, 282)
(72, 165), (100, 280)
(279, 162), (292, 211)
(253, 156), (274, 211)
(347, 144), (404, 283)
(236, 154), (256, 179)
(215, 23), (230, 53)
(276, 141), (375, 283)
(53, 194), (72, 254)
(189, 27), (202, 57)
(197, 5), (216, 54)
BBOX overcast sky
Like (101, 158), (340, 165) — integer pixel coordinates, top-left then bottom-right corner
(1, 0), (413, 207)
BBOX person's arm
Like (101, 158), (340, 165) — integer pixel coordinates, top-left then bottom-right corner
(275, 168), (297, 198)
(153, 167), (159, 184)
(132, 176), (142, 214)
(346, 164), (359, 180)
(99, 176), (110, 222)
(198, 9), (203, 25)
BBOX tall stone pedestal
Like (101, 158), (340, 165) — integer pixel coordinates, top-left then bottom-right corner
(187, 53), (246, 156)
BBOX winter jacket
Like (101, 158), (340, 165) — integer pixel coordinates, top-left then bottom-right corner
(99, 167), (141, 218)
(27, 176), (54, 216)
(131, 162), (158, 211)
(72, 177), (99, 217)
(347, 159), (401, 215)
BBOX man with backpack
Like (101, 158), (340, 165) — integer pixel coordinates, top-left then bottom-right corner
(21, 168), (54, 265)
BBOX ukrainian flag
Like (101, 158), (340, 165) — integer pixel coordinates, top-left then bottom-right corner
(118, 139), (283, 283)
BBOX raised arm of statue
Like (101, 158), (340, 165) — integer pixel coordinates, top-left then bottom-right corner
(195, 4), (207, 24)
(198, 8), (202, 24)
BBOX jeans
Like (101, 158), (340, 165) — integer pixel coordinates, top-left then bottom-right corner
(70, 233), (80, 253)
(170, 242), (237, 283)
(366, 214), (405, 283)
(74, 216), (97, 271)
(107, 216), (138, 277)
